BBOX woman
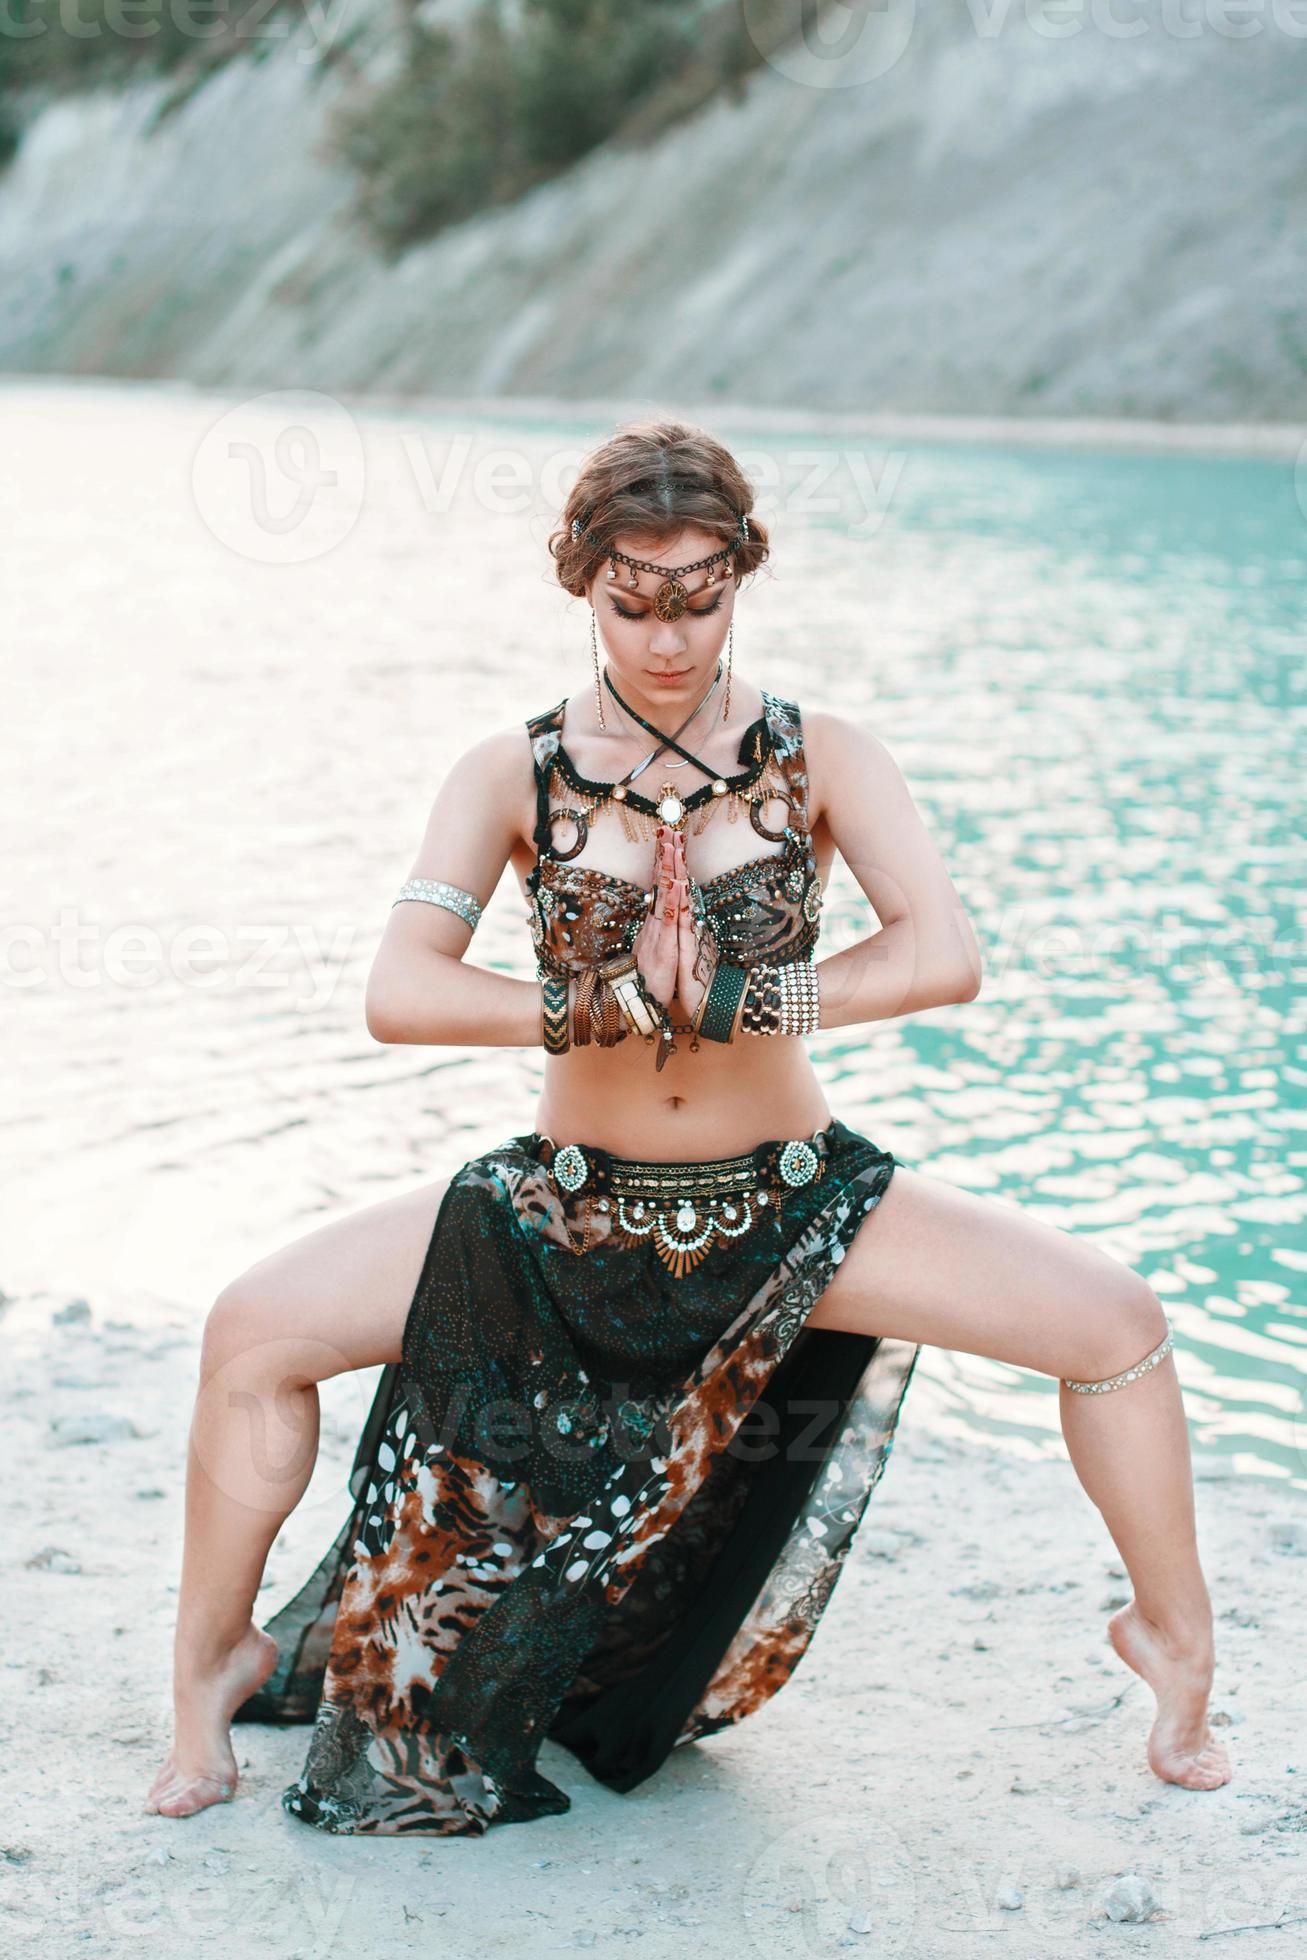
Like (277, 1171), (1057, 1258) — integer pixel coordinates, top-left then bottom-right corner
(145, 420), (1231, 1831)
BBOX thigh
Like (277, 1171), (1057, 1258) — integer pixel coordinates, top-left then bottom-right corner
(805, 1162), (1168, 1382)
(206, 1175), (453, 1382)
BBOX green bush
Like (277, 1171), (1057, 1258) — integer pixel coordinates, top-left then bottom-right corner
(330, 0), (744, 258)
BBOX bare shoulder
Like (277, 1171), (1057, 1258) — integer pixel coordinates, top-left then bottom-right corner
(441, 720), (536, 784)
(436, 718), (537, 800)
(799, 706), (902, 827)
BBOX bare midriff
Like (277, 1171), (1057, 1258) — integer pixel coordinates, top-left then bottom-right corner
(532, 1013), (834, 1160)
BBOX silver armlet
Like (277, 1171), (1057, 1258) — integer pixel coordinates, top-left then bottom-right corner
(392, 878), (482, 930)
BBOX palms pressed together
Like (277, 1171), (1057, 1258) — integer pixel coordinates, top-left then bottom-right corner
(632, 824), (718, 1024)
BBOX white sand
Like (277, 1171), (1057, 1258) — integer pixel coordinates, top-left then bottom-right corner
(3, 1282), (1305, 1958)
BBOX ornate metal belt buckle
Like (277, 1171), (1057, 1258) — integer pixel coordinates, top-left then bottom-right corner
(778, 1138), (819, 1187)
(551, 1142), (590, 1193)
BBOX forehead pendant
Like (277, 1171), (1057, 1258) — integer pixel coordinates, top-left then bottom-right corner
(573, 505), (750, 632)
(652, 578), (689, 621)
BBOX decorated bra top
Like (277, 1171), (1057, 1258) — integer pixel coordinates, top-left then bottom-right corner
(524, 688), (823, 982)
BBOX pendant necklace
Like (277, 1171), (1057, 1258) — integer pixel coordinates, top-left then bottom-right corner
(602, 663), (734, 829)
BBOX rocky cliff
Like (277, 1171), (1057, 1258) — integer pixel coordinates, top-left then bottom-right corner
(1, 0), (1303, 420)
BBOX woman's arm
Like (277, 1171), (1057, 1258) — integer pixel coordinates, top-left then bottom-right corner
(366, 728), (551, 1047)
(806, 711), (983, 1032)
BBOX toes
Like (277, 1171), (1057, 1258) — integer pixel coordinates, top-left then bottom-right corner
(150, 1776), (235, 1817)
(144, 1765), (236, 1817)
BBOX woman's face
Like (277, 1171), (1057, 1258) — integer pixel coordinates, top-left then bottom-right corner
(587, 526), (736, 712)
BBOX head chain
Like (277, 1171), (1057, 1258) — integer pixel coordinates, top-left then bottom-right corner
(570, 495), (750, 621)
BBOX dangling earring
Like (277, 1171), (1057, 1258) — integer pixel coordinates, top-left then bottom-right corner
(723, 617), (734, 722)
(591, 609), (606, 729)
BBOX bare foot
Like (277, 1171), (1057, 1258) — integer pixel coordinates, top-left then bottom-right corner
(144, 1623), (279, 1818)
(1106, 1603), (1233, 1790)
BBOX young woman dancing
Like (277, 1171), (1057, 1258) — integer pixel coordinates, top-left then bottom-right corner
(145, 419), (1231, 1832)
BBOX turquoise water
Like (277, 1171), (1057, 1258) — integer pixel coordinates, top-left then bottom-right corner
(802, 437), (1305, 1481)
(2, 385), (1303, 1482)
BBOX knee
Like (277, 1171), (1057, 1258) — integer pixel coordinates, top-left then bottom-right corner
(201, 1280), (289, 1382)
(1075, 1269), (1171, 1382)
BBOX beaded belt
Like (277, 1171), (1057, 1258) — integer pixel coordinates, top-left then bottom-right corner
(528, 1122), (837, 1278)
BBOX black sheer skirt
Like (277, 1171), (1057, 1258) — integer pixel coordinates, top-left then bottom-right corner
(232, 1114), (920, 1835)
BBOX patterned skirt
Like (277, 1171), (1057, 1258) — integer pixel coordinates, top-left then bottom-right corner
(232, 1114), (920, 1835)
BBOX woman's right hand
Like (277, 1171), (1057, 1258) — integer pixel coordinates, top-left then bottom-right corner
(632, 825), (685, 1012)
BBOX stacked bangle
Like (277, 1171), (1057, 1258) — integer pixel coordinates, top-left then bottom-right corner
(696, 961), (750, 1043)
(540, 955), (821, 1057)
(597, 952), (662, 1042)
(739, 960), (824, 1035)
(540, 974), (571, 1053)
(739, 963), (781, 1034)
(778, 958), (821, 1033)
(572, 968), (627, 1046)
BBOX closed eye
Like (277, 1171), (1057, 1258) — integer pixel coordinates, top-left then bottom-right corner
(609, 595), (724, 621)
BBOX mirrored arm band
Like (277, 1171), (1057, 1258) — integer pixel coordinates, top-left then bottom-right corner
(392, 879), (482, 930)
(1062, 1318), (1174, 1394)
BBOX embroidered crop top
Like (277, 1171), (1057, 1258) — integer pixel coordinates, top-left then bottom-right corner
(524, 688), (823, 981)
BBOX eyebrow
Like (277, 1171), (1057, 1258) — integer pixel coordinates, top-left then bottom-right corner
(608, 583), (719, 603)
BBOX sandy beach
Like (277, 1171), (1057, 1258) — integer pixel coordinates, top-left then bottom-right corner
(3, 1277), (1304, 1958)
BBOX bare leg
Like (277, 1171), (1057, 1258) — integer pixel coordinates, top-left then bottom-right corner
(145, 1175), (450, 1818)
(807, 1164), (1232, 1791)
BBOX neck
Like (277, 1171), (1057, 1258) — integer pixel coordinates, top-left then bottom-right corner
(602, 662), (721, 740)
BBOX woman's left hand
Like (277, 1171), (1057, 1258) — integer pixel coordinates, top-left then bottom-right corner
(666, 828), (719, 1024)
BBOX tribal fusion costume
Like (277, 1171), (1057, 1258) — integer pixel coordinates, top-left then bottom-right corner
(233, 672), (923, 1834)
(232, 510), (1171, 1831)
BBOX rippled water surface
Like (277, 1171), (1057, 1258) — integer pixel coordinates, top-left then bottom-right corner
(3, 382), (1303, 1482)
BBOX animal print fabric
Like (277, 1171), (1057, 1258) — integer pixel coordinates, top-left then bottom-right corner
(232, 1116), (920, 1835)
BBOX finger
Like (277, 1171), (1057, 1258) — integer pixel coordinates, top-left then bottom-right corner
(679, 887), (702, 970)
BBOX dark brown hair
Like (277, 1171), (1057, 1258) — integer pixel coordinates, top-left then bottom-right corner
(548, 417), (771, 599)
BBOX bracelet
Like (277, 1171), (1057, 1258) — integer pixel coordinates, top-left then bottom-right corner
(733, 960), (823, 1035)
(572, 967), (598, 1046)
(593, 973), (627, 1045)
(598, 952), (661, 1040)
(778, 958), (822, 1033)
(540, 974), (570, 1053)
(574, 969), (626, 1047)
(739, 963), (781, 1035)
(697, 961), (749, 1043)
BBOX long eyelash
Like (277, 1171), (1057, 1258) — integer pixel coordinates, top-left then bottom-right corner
(609, 595), (725, 621)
